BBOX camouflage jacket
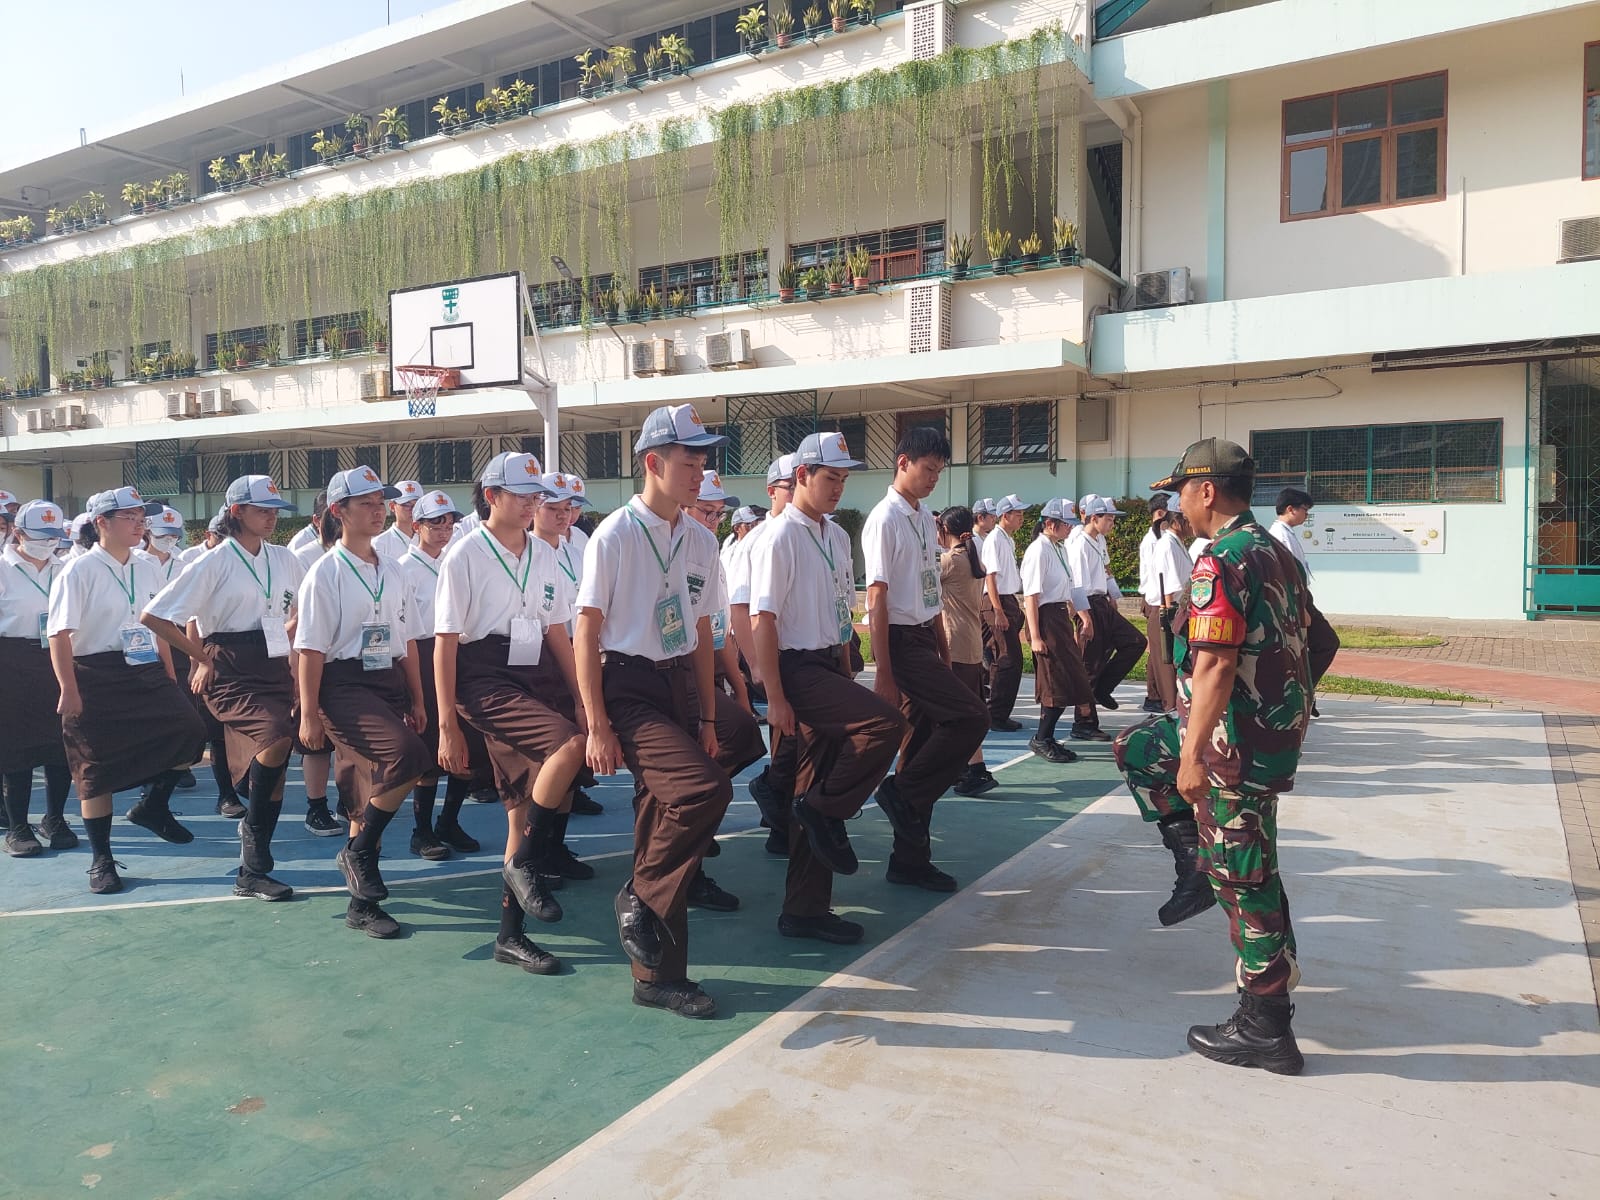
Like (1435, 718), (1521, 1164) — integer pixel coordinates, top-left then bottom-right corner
(1174, 510), (1311, 794)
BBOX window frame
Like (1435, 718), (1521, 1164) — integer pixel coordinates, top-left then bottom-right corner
(1585, 41), (1600, 181)
(788, 222), (946, 283)
(638, 250), (768, 308)
(1249, 419), (1502, 505)
(977, 402), (1053, 465)
(1280, 71), (1449, 222)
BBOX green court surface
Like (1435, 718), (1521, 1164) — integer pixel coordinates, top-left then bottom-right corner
(0, 747), (1120, 1200)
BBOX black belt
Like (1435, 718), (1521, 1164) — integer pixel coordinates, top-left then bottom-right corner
(205, 630), (267, 645)
(600, 650), (689, 672)
(780, 647), (842, 664)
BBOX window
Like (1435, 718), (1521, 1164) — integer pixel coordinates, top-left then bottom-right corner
(418, 440), (475, 485)
(639, 251), (767, 308)
(226, 452), (273, 479)
(977, 402), (1052, 465)
(837, 417), (868, 464)
(1586, 43), (1600, 180)
(896, 409), (949, 446)
(293, 312), (365, 358)
(528, 274), (613, 328)
(585, 431), (622, 479)
(1281, 73), (1446, 220)
(789, 223), (945, 282)
(1250, 420), (1502, 504)
(516, 436), (545, 462)
(205, 326), (274, 369)
(306, 449), (340, 490)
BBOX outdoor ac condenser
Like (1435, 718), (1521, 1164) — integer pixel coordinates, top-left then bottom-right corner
(630, 337), (675, 377)
(199, 387), (234, 416)
(167, 391), (200, 419)
(705, 329), (752, 370)
(1133, 267), (1193, 309)
(359, 369), (390, 401)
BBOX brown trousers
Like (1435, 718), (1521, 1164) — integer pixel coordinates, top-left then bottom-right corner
(981, 593), (1023, 724)
(602, 659), (733, 984)
(780, 647), (907, 916)
(1307, 600), (1340, 687)
(1034, 603), (1093, 710)
(886, 623), (988, 868)
(1083, 594), (1144, 699)
(1142, 599), (1177, 712)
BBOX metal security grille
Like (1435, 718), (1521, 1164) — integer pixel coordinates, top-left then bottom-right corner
(967, 402), (1055, 465)
(123, 439), (185, 497)
(699, 391), (819, 478)
(1251, 421), (1502, 506)
(388, 442), (421, 484)
(1528, 357), (1600, 613)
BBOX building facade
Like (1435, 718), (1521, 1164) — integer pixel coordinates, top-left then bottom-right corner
(1, 0), (1596, 619)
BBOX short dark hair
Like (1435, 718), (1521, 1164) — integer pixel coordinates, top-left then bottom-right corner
(311, 490), (329, 520)
(1216, 475), (1254, 505)
(1275, 487), (1313, 514)
(894, 425), (951, 465)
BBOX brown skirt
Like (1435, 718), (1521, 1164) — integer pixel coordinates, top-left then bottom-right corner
(62, 651), (207, 798)
(0, 637), (67, 772)
(413, 636), (493, 786)
(1035, 603), (1093, 709)
(316, 658), (430, 819)
(203, 631), (295, 786)
(455, 636), (579, 809)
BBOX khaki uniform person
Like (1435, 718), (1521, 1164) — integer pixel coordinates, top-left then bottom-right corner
(143, 475), (307, 901)
(576, 404), (733, 1019)
(295, 466), (431, 939)
(1021, 498), (1095, 763)
(48, 487), (208, 894)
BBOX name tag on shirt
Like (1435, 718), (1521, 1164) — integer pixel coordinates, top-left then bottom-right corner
(656, 593), (689, 657)
(39, 611), (49, 650)
(920, 567), (940, 610)
(509, 616), (543, 666)
(121, 622), (159, 667)
(261, 615), (291, 659)
(710, 608), (728, 651)
(361, 623), (392, 671)
(836, 594), (853, 645)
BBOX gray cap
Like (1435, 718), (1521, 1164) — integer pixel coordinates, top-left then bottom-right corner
(795, 431), (864, 471)
(766, 454), (797, 486)
(328, 466), (401, 504)
(636, 404), (726, 452)
(731, 505), (763, 526)
(480, 452), (550, 496)
(88, 486), (164, 518)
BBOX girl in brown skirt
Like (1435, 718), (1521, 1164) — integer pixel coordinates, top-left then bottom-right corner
(937, 506), (997, 796)
(142, 475), (306, 901)
(434, 452), (586, 977)
(1, 501), (76, 857)
(294, 466), (431, 939)
(48, 487), (208, 894)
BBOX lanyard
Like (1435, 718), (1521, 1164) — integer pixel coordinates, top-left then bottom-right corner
(336, 549), (385, 613)
(557, 544), (576, 583)
(902, 512), (929, 562)
(412, 552), (440, 579)
(628, 509), (682, 575)
(227, 540), (273, 601)
(478, 529), (531, 598)
(14, 560), (54, 600)
(805, 526), (835, 573)
(1049, 539), (1070, 577)
(100, 557), (137, 613)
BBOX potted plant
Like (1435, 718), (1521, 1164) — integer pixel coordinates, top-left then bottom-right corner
(986, 228), (1012, 274)
(507, 77), (535, 113)
(312, 130), (345, 162)
(0, 215), (33, 245)
(668, 287), (689, 316)
(771, 3), (794, 48)
(777, 259), (798, 301)
(62, 369), (85, 393)
(90, 353), (114, 387)
(122, 181), (148, 213)
(606, 44), (637, 86)
(0, 377), (8, 399)
(376, 106), (409, 148)
(1017, 232), (1043, 269)
(66, 201), (86, 230)
(1052, 215), (1078, 263)
(575, 49), (605, 96)
(736, 6), (767, 53)
(947, 232), (973, 279)
(659, 32), (694, 72)
(830, 0), (848, 32)
(82, 191), (108, 224)
(45, 207), (65, 235)
(641, 284), (663, 318)
(166, 171), (189, 204)
(345, 113), (369, 152)
(617, 288), (640, 322)
(231, 342), (249, 370)
(846, 245), (872, 291)
(801, 266), (827, 298)
(16, 371), (39, 398)
(826, 257), (849, 295)
(643, 44), (666, 79)
(849, 0), (875, 26)
(803, 4), (823, 34)
(173, 349), (197, 377)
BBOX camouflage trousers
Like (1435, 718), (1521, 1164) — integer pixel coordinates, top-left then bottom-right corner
(1114, 716), (1300, 996)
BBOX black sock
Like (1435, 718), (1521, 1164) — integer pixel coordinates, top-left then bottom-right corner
(85, 814), (113, 858)
(246, 759), (288, 849)
(412, 780), (439, 833)
(1074, 706), (1095, 728)
(440, 775), (470, 827)
(306, 794), (328, 809)
(1038, 707), (1063, 741)
(45, 764), (70, 821)
(553, 808), (571, 852)
(2, 770), (31, 829)
(141, 770), (181, 815)
(210, 743), (239, 803)
(350, 802), (398, 853)
(511, 803), (560, 868)
(498, 883), (525, 940)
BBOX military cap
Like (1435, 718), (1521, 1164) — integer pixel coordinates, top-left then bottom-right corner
(1150, 438), (1255, 492)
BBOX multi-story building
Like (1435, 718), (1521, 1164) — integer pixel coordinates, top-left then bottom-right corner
(1, 0), (1596, 620)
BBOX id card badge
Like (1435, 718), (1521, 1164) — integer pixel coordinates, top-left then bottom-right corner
(360, 623), (392, 671)
(261, 615), (291, 659)
(710, 609), (728, 651)
(836, 594), (853, 645)
(508, 616), (543, 666)
(120, 622), (159, 667)
(38, 611), (50, 650)
(920, 566), (940, 610)
(656, 593), (689, 657)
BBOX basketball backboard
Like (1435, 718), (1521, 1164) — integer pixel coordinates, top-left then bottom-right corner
(389, 271), (525, 394)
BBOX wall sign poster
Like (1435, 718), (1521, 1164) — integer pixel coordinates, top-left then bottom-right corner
(1302, 507), (1445, 555)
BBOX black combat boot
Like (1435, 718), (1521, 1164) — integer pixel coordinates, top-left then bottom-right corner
(1157, 816), (1216, 926)
(1186, 990), (1304, 1075)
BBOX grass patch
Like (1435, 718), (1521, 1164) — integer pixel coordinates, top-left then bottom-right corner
(1330, 627), (1444, 649)
(1317, 675), (1483, 702)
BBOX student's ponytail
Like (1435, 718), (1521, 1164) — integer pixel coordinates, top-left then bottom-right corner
(938, 506), (983, 579)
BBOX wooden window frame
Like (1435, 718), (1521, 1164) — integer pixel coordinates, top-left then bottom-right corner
(1280, 71), (1448, 222)
(788, 222), (945, 283)
(1585, 41), (1600, 181)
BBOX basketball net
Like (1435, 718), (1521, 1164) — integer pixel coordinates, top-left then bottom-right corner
(396, 364), (457, 418)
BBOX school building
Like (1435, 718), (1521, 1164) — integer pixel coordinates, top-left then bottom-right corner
(1, 0), (1597, 619)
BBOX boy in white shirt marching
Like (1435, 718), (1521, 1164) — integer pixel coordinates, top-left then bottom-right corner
(1021, 498), (1096, 763)
(1066, 494), (1145, 734)
(979, 493), (1027, 731)
(373, 480), (424, 560)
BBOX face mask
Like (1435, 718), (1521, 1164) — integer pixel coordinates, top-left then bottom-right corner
(16, 536), (56, 561)
(150, 534), (181, 553)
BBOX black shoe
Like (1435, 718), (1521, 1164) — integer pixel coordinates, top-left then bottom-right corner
(1311, 702), (1321, 718)
(570, 789), (603, 816)
(87, 856), (125, 894)
(434, 821), (481, 853)
(335, 844), (388, 902)
(304, 802), (343, 837)
(1028, 736), (1078, 764)
(792, 798), (858, 875)
(1095, 690), (1120, 710)
(410, 829), (451, 861)
(345, 898), (401, 939)
(632, 978), (716, 1019)
(778, 911), (864, 944)
(4, 823), (42, 858)
(216, 794), (247, 819)
(335, 796), (352, 822)
(874, 776), (928, 849)
(614, 883), (663, 969)
(687, 871), (740, 912)
(1142, 698), (1166, 714)
(748, 769), (789, 832)
(1068, 723), (1112, 742)
(38, 815), (78, 850)
(126, 802), (194, 845)
(175, 768), (198, 790)
(1158, 819), (1217, 927)
(989, 717), (1023, 733)
(764, 829), (791, 857)
(952, 768), (998, 797)
(493, 933), (562, 975)
(886, 861), (958, 893)
(234, 868), (294, 901)
(503, 860), (563, 922)
(1187, 991), (1304, 1075)
(469, 787), (500, 804)
(543, 844), (595, 881)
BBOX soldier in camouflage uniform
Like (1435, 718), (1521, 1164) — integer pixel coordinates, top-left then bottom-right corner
(1113, 438), (1312, 1074)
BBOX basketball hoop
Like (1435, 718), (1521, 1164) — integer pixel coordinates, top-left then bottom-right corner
(396, 364), (458, 418)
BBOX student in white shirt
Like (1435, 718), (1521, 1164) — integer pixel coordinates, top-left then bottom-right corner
(1067, 494), (1145, 733)
(575, 404), (732, 1018)
(287, 491), (326, 555)
(134, 505), (202, 791)
(1021, 498), (1096, 762)
(1270, 486), (1340, 691)
(0, 501), (76, 857)
(48, 487), (209, 894)
(143, 475), (306, 902)
(1137, 494), (1170, 714)
(288, 497), (347, 836)
(860, 425), (987, 893)
(1143, 504), (1195, 714)
(971, 498), (997, 560)
(979, 493), (1027, 731)
(373, 480), (424, 560)
(295, 466), (430, 939)
(434, 453), (586, 977)
(178, 510), (225, 568)
(562, 475), (591, 573)
(751, 432), (906, 944)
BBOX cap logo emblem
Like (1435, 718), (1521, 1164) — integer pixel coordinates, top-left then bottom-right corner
(129, 489), (142, 500)
(711, 473), (721, 488)
(573, 480), (583, 492)
(435, 493), (446, 504)
(525, 459), (537, 475)
(363, 470), (377, 482)
(42, 510), (56, 523)
(687, 410), (703, 426)
(835, 435), (848, 454)
(266, 481), (280, 495)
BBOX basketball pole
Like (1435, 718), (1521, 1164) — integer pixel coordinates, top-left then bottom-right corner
(518, 282), (559, 471)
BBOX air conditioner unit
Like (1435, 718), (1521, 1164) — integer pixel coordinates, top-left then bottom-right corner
(25, 409), (40, 433)
(199, 386), (234, 416)
(359, 369), (390, 401)
(167, 390), (200, 419)
(905, 281), (952, 354)
(906, 0), (956, 60)
(56, 402), (87, 430)
(1558, 216), (1600, 264)
(39, 408), (59, 430)
(705, 329), (753, 370)
(630, 337), (676, 378)
(1133, 267), (1193, 309)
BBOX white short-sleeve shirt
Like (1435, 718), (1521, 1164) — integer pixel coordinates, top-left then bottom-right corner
(133, 547), (185, 590)
(1065, 526), (1114, 596)
(373, 523), (416, 561)
(564, 525), (589, 576)
(48, 545), (166, 656)
(861, 486), (942, 626)
(750, 505), (856, 651)
(291, 538), (327, 570)
(434, 527), (567, 643)
(1148, 529), (1194, 602)
(979, 525), (1022, 596)
(1021, 535), (1089, 610)
(723, 519), (771, 608)
(1269, 519), (1309, 571)
(1138, 526), (1158, 601)
(145, 539), (305, 635)
(398, 546), (448, 639)
(288, 524), (319, 553)
(293, 546), (412, 662)
(576, 498), (718, 660)
(0, 547), (61, 640)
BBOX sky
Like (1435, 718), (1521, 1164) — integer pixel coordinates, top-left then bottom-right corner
(1, 0), (448, 170)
